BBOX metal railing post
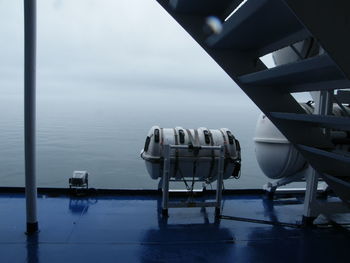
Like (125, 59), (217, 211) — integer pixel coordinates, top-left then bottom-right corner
(215, 146), (224, 217)
(302, 91), (332, 225)
(161, 144), (170, 216)
(24, 0), (38, 234)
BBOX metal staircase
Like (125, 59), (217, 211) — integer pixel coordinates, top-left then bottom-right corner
(157, 0), (350, 217)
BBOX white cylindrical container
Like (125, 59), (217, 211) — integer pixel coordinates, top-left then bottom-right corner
(254, 103), (313, 179)
(254, 114), (306, 179)
(254, 102), (350, 179)
(141, 126), (241, 183)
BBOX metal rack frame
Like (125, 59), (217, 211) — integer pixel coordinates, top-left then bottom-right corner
(161, 144), (225, 217)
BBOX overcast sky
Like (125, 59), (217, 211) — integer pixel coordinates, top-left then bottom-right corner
(0, 0), (255, 94)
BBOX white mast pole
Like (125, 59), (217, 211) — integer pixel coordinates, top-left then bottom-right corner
(24, 0), (38, 234)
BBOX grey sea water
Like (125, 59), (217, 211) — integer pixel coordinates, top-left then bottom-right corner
(0, 0), (267, 189)
(0, 84), (267, 189)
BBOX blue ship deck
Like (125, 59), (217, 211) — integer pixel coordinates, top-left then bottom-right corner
(0, 189), (349, 263)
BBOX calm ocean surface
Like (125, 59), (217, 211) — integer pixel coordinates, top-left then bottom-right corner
(0, 84), (268, 189)
(0, 0), (268, 189)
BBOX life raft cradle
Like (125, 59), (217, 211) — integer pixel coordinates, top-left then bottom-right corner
(160, 143), (226, 217)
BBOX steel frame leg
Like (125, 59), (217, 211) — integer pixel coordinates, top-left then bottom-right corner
(215, 146), (224, 217)
(161, 145), (170, 216)
(303, 168), (319, 225)
(301, 91), (332, 226)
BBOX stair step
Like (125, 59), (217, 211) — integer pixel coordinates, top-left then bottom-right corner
(322, 174), (350, 204)
(287, 79), (350, 93)
(283, 1), (350, 81)
(271, 112), (350, 131)
(298, 145), (350, 164)
(169, 0), (238, 16)
(238, 55), (345, 89)
(298, 145), (350, 177)
(206, 0), (309, 56)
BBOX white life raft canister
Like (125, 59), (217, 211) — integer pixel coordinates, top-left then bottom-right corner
(141, 126), (241, 183)
(254, 103), (313, 179)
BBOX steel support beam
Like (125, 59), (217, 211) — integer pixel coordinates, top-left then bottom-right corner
(215, 146), (224, 217)
(303, 168), (319, 219)
(24, 0), (38, 234)
(303, 91), (333, 224)
(161, 145), (170, 216)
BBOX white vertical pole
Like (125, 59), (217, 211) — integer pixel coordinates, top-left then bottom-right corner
(161, 144), (170, 216)
(215, 146), (224, 217)
(24, 0), (38, 234)
(303, 167), (319, 218)
(303, 91), (332, 224)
